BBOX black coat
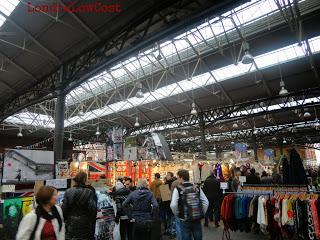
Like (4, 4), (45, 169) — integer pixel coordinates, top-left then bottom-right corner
(202, 174), (222, 202)
(62, 186), (97, 240)
(113, 187), (130, 220)
(246, 174), (261, 184)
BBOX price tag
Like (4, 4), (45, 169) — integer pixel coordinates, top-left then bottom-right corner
(46, 179), (67, 189)
(239, 176), (246, 183)
(220, 182), (228, 190)
(2, 184), (15, 193)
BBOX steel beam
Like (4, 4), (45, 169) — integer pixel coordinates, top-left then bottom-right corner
(129, 87), (320, 134)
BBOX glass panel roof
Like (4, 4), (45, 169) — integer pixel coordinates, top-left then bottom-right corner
(0, 0), (19, 27)
(63, 36), (320, 127)
(65, 0), (309, 105)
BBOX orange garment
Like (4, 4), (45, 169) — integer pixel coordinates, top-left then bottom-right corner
(150, 179), (163, 200)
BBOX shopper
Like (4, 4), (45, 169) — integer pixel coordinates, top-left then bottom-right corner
(124, 177), (136, 191)
(113, 181), (132, 240)
(62, 172), (97, 240)
(163, 172), (176, 237)
(170, 169), (208, 240)
(170, 177), (183, 240)
(202, 170), (223, 227)
(16, 186), (65, 240)
(150, 173), (163, 201)
(231, 167), (241, 192)
(246, 168), (261, 184)
(260, 171), (273, 184)
(123, 179), (159, 240)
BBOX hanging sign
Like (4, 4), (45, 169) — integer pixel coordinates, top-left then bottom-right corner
(46, 179), (67, 189)
(1, 184), (15, 193)
(220, 182), (229, 194)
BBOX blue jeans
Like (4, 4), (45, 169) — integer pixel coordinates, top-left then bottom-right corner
(180, 220), (202, 240)
(175, 217), (181, 240)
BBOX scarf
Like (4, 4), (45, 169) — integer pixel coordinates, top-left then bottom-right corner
(36, 205), (62, 231)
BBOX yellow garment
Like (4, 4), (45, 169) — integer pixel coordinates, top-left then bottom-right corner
(150, 179), (163, 200)
(222, 163), (230, 181)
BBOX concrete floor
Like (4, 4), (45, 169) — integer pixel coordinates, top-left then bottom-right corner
(163, 223), (270, 240)
(202, 224), (269, 240)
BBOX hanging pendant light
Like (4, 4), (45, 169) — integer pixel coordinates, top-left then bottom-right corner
(232, 122), (238, 128)
(241, 42), (254, 64)
(303, 108), (311, 118)
(136, 82), (144, 98)
(68, 132), (73, 141)
(283, 138), (287, 144)
(278, 63), (288, 95)
(134, 117), (140, 127)
(95, 126), (101, 135)
(79, 105), (84, 116)
(272, 136), (277, 141)
(17, 127), (23, 137)
(190, 102), (197, 116)
(279, 80), (288, 95)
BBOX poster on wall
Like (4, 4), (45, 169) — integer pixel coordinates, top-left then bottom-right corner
(114, 143), (123, 160)
(56, 161), (69, 179)
(264, 149), (275, 162)
(137, 147), (148, 160)
(234, 143), (248, 160)
(152, 133), (173, 160)
(2, 149), (54, 182)
(124, 147), (137, 160)
(106, 129), (114, 162)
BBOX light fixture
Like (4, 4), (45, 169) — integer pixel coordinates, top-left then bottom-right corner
(279, 80), (288, 95)
(278, 62), (288, 95)
(190, 102), (197, 116)
(232, 122), (238, 128)
(68, 132), (73, 141)
(283, 138), (287, 144)
(213, 144), (216, 151)
(134, 117), (140, 127)
(170, 140), (174, 145)
(135, 82), (144, 98)
(17, 127), (23, 137)
(303, 108), (311, 118)
(241, 42), (254, 64)
(272, 136), (277, 141)
(95, 126), (101, 136)
(79, 105), (84, 116)
(253, 128), (258, 135)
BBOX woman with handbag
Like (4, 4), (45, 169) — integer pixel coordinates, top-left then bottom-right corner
(123, 179), (159, 240)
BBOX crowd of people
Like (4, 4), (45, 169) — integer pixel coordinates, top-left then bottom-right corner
(16, 166), (289, 240)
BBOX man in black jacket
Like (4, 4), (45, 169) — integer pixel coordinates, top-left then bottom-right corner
(202, 171), (222, 227)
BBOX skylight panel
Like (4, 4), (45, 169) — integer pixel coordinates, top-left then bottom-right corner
(0, 0), (19, 27)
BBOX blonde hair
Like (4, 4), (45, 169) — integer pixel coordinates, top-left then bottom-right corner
(137, 178), (148, 189)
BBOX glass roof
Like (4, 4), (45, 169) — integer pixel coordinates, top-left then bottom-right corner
(0, 0), (19, 27)
(64, 35), (320, 127)
(4, 0), (319, 128)
(66, 0), (309, 105)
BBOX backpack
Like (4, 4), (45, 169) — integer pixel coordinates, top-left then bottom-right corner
(177, 184), (204, 221)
